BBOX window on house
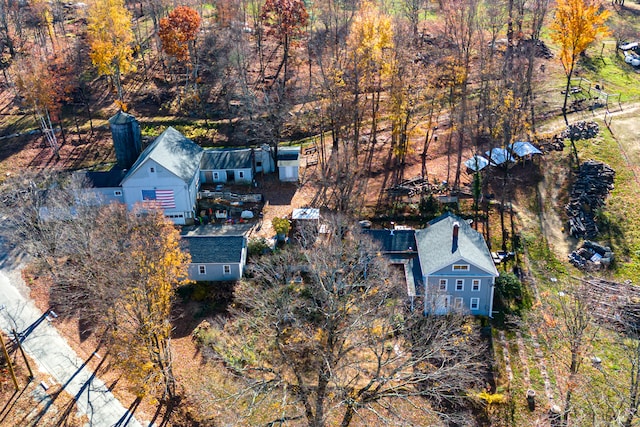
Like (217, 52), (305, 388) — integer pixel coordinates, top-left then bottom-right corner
(472, 280), (481, 291)
(256, 161), (262, 168)
(198, 265), (206, 275)
(223, 265), (231, 274)
(114, 190), (122, 196)
(470, 298), (480, 310)
(452, 264), (469, 271)
(455, 279), (464, 291)
(150, 167), (155, 173)
(238, 171), (245, 179)
(454, 297), (463, 309)
(438, 279), (447, 291)
(213, 172), (219, 180)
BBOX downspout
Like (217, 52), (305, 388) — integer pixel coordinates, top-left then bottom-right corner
(489, 277), (496, 318)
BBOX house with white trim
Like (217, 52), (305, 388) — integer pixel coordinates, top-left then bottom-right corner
(415, 213), (499, 316)
(120, 127), (204, 225)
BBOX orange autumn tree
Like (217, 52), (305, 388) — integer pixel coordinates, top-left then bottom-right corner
(261, 0), (308, 91)
(14, 55), (61, 159)
(158, 6), (201, 63)
(550, 0), (610, 126)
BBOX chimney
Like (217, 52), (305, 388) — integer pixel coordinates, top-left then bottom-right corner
(452, 222), (459, 252)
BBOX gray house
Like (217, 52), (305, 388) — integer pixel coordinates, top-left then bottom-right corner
(181, 235), (247, 282)
(415, 213), (498, 316)
(75, 169), (127, 204)
(200, 149), (253, 184)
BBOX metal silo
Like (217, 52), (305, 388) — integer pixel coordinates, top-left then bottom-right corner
(109, 111), (142, 169)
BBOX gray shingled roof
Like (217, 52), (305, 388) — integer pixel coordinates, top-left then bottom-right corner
(365, 229), (417, 253)
(181, 235), (246, 264)
(76, 169), (127, 188)
(415, 213), (498, 276)
(108, 110), (137, 125)
(123, 127), (203, 183)
(200, 149), (253, 170)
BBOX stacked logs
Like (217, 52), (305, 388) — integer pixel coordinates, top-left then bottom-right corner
(565, 160), (615, 239)
(561, 121), (600, 140)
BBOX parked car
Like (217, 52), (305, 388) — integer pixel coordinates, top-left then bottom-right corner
(620, 41), (639, 52)
(624, 52), (640, 67)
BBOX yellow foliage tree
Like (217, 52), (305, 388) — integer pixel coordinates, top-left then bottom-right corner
(86, 0), (136, 103)
(549, 0), (610, 125)
(109, 207), (190, 401)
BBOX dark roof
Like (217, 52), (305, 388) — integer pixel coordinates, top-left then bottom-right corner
(277, 147), (300, 161)
(108, 110), (137, 125)
(76, 169), (127, 188)
(200, 149), (253, 170)
(365, 229), (417, 252)
(181, 235), (246, 264)
(123, 127), (203, 183)
(415, 213), (498, 276)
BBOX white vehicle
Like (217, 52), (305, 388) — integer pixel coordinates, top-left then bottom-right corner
(620, 41), (639, 51)
(625, 52), (640, 67)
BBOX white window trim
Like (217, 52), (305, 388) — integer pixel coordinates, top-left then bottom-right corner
(472, 279), (481, 292)
(213, 172), (219, 180)
(198, 265), (206, 275)
(455, 279), (464, 291)
(470, 297), (480, 310)
(150, 167), (155, 173)
(438, 279), (448, 291)
(223, 265), (231, 275)
(114, 190), (122, 196)
(454, 297), (463, 309)
(238, 171), (245, 178)
(452, 264), (470, 271)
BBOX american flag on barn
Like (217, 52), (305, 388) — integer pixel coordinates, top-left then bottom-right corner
(141, 189), (176, 209)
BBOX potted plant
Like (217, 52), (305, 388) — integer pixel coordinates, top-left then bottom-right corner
(272, 217), (291, 241)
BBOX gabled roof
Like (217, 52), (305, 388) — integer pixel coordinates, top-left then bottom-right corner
(181, 235), (246, 264)
(485, 147), (515, 166)
(200, 149), (253, 170)
(108, 110), (137, 125)
(277, 146), (300, 161)
(123, 127), (203, 183)
(415, 213), (498, 276)
(509, 141), (543, 157)
(464, 155), (489, 172)
(76, 169), (127, 188)
(365, 229), (417, 253)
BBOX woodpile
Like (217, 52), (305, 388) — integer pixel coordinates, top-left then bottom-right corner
(561, 121), (600, 140)
(536, 135), (565, 153)
(386, 176), (434, 198)
(565, 160), (615, 239)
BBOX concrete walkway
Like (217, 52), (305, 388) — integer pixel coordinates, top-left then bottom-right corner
(0, 268), (143, 427)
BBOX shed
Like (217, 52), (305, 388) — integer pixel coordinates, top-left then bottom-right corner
(464, 155), (490, 172)
(277, 146), (301, 182)
(292, 208), (320, 221)
(509, 141), (543, 158)
(485, 147), (516, 166)
(200, 149), (254, 184)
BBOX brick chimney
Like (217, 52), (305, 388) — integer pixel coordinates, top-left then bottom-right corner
(452, 221), (460, 253)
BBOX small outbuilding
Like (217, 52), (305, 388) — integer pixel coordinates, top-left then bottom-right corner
(509, 141), (543, 159)
(485, 147), (516, 167)
(464, 155), (490, 172)
(200, 149), (254, 184)
(181, 235), (248, 282)
(277, 146), (301, 182)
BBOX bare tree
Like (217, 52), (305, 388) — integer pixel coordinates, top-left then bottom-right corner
(205, 214), (487, 426)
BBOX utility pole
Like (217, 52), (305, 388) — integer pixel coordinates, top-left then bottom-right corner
(12, 329), (34, 381)
(0, 332), (19, 391)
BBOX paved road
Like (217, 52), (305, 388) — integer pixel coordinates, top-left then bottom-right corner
(0, 267), (143, 427)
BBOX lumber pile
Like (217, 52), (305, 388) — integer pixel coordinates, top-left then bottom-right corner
(386, 176), (434, 197)
(565, 160), (615, 239)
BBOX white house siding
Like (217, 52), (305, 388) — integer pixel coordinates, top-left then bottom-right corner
(84, 187), (125, 205)
(189, 262), (243, 281)
(278, 160), (299, 182)
(122, 158), (197, 224)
